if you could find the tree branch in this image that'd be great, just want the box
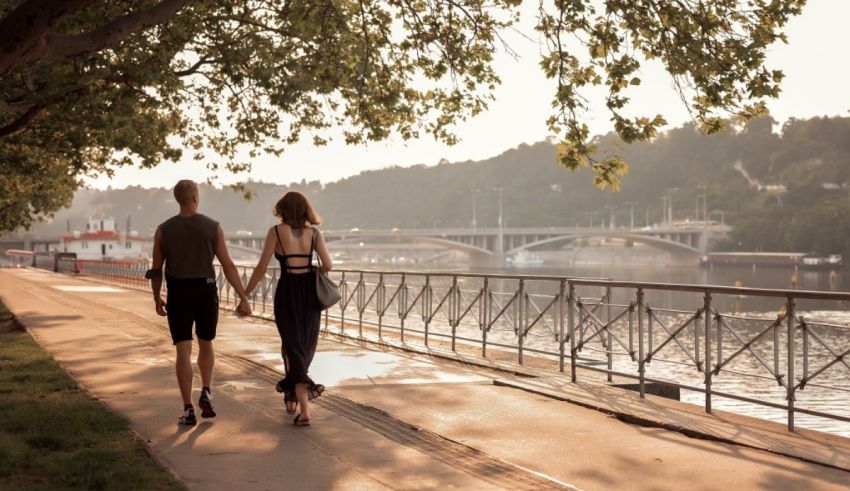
[0,103,46,137]
[0,0,193,76]
[45,0,193,61]
[0,0,96,75]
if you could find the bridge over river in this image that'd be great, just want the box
[226,223,732,266]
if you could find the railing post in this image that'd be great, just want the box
[628,300,635,361]
[695,305,701,372]
[568,283,577,383]
[424,275,432,347]
[357,272,365,338]
[774,311,781,382]
[647,304,653,365]
[787,296,796,431]
[637,288,645,398]
[377,273,385,339]
[606,286,613,382]
[716,309,724,369]
[801,316,808,391]
[451,275,459,352]
[518,279,526,365]
[399,274,407,343]
[483,280,491,358]
[704,292,712,413]
[339,271,347,339]
[558,280,566,373]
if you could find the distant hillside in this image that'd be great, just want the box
[11,116,850,257]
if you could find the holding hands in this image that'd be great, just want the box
[235,296,252,318]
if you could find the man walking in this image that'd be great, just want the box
[147,179,251,425]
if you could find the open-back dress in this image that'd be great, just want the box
[273,226,324,403]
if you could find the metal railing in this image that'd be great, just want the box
[65,260,850,434]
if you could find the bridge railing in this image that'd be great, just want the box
[69,260,850,435]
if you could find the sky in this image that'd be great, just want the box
[86,0,850,190]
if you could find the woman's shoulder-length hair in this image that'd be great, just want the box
[274,191,321,228]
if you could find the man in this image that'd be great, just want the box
[147,180,251,425]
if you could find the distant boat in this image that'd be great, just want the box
[699,252,843,269]
[507,250,544,267]
[801,254,843,270]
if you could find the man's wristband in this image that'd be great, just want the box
[144,269,162,280]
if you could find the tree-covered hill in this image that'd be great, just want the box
[10,116,850,258]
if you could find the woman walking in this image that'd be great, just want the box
[245,191,332,425]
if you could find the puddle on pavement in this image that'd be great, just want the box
[52,285,126,293]
[297,351,490,387]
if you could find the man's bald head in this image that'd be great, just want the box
[173,180,199,206]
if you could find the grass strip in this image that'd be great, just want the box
[0,300,185,490]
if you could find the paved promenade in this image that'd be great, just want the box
[2,267,850,490]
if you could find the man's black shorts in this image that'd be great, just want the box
[165,277,218,344]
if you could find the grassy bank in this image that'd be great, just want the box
[0,300,184,490]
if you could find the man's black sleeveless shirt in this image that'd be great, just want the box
[158,214,218,280]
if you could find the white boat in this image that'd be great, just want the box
[507,250,544,267]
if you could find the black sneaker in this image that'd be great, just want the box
[179,406,197,426]
[199,389,216,418]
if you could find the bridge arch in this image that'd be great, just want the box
[507,233,701,255]
[325,234,493,260]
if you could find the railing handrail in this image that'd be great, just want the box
[327,268,850,301]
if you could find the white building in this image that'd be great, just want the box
[61,217,151,260]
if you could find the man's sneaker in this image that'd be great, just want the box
[199,389,216,418]
[179,406,197,426]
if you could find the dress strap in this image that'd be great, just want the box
[274,225,284,253]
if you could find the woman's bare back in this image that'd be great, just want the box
[275,224,314,272]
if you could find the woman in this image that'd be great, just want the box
[245,191,332,426]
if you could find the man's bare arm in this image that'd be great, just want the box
[214,225,249,303]
[150,228,167,316]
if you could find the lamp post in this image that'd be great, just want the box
[494,187,504,257]
[605,205,617,230]
[626,202,637,229]
[695,185,707,221]
[585,210,598,228]
[661,196,668,226]
[696,194,706,222]
[665,188,677,225]
[471,189,480,230]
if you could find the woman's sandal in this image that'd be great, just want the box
[293,413,311,426]
[308,384,325,400]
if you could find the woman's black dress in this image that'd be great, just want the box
[273,227,324,403]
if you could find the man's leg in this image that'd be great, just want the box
[195,281,219,418]
[175,340,193,405]
[197,339,214,388]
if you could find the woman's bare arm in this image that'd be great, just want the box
[245,226,278,295]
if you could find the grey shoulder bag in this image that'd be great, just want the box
[312,228,341,310]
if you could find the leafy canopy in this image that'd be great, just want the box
[0,0,804,231]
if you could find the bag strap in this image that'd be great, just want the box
[310,228,319,272]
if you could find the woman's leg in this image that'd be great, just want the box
[294,383,310,422]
